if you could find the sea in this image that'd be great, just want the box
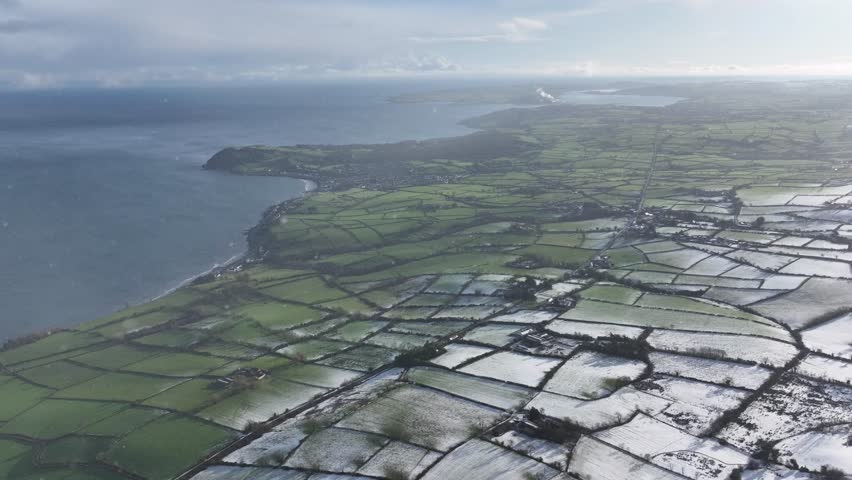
[0,80,680,339]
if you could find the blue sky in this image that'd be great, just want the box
[1,0,851,88]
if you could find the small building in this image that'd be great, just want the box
[589,255,612,269]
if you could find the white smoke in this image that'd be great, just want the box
[536,87,557,103]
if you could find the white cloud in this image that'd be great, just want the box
[472,59,852,78]
[0,0,850,88]
[410,16,549,44]
[0,0,475,86]
[360,53,461,75]
[10,71,58,88]
[497,17,549,42]
[548,7,610,19]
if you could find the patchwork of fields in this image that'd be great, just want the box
[3,81,852,479]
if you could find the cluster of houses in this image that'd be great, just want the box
[213,367,269,388]
[512,329,578,357]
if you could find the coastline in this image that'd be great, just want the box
[189,89,683,289]
[0,173,312,347]
[1,82,515,343]
[150,175,316,301]
[3,95,497,344]
[2,163,358,349]
[2,88,675,346]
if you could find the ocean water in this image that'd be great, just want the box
[0,81,681,339]
[0,81,513,339]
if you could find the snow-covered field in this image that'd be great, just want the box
[357,441,442,479]
[170,92,852,480]
[421,439,560,480]
[562,299,791,340]
[407,367,534,410]
[464,323,524,346]
[285,427,386,472]
[336,385,504,451]
[794,353,852,384]
[718,374,852,452]
[635,375,750,435]
[569,436,684,480]
[543,351,646,399]
[800,312,852,359]
[774,426,852,475]
[647,330,798,367]
[459,351,562,387]
[594,414,750,479]
[649,352,773,390]
[490,309,561,324]
[546,319,645,340]
[492,430,571,469]
[752,278,852,329]
[429,343,492,369]
[526,387,671,430]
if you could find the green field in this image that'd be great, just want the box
[4,81,852,479]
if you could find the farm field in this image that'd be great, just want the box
[4,80,852,479]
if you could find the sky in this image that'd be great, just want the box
[1,0,852,88]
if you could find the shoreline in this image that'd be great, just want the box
[149,176,316,303]
[1,173,315,347]
[3,88,676,346]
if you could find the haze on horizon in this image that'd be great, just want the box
[1,0,851,89]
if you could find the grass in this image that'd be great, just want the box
[133,329,207,348]
[0,439,30,463]
[142,378,222,412]
[18,361,103,389]
[0,399,126,439]
[56,371,186,402]
[366,332,433,351]
[329,320,388,342]
[340,252,520,283]
[0,331,104,366]
[602,376,634,391]
[197,377,326,430]
[383,465,411,480]
[81,406,167,436]
[427,274,474,294]
[406,367,533,410]
[319,295,377,315]
[95,310,183,338]
[37,435,114,465]
[515,245,596,267]
[0,378,53,421]
[193,340,264,359]
[235,303,324,331]
[70,344,162,369]
[277,339,351,361]
[299,416,333,435]
[260,276,349,304]
[102,415,236,479]
[0,458,125,480]
[278,363,360,388]
[378,410,413,443]
[207,354,293,375]
[563,298,790,340]
[579,284,643,304]
[5,81,852,478]
[319,345,399,372]
[214,320,288,348]
[390,320,472,337]
[122,352,231,377]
